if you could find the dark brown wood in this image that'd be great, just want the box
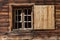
[0,27,8,32]
[0,1,60,40]
[0,1,58,31]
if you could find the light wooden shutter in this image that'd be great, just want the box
[47,5,55,29]
[34,5,54,29]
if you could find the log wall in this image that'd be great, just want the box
[0,0,60,34]
[0,0,60,40]
[0,35,60,40]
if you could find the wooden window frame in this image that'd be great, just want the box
[9,3,34,32]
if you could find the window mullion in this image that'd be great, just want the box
[22,9,24,30]
[31,7,33,29]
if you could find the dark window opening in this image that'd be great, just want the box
[25,16,27,21]
[18,22,22,28]
[28,9,32,15]
[28,16,31,21]
[16,16,21,21]
[24,9,27,15]
[17,10,22,15]
[24,16,31,21]
[15,23,17,29]
[24,9,32,15]
[25,22,31,28]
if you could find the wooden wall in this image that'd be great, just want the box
[0,0,9,32]
[0,35,60,40]
[0,0,60,33]
[56,5,60,29]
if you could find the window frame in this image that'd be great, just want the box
[13,7,33,30]
[9,3,34,32]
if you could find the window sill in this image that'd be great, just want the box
[12,29,32,33]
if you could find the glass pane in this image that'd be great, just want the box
[28,9,31,15]
[25,22,27,28]
[13,23,17,29]
[24,9,27,15]
[28,22,31,28]
[24,16,27,21]
[15,10,17,15]
[16,16,17,21]
[18,16,21,21]
[17,10,22,15]
[13,22,22,29]
[24,16,31,21]
[25,22,31,28]
[18,22,22,28]
[28,16,31,21]
[16,16,21,21]
[24,9,31,15]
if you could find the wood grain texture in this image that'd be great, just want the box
[0,14,8,32]
[9,4,12,32]
[43,6,48,29]
[34,5,55,29]
[0,0,59,32]
[56,5,60,29]
[34,5,44,29]
[47,5,55,29]
[0,12,8,15]
[0,27,8,32]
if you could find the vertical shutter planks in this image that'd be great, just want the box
[34,5,55,29]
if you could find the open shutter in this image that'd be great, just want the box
[34,5,54,29]
[47,5,55,29]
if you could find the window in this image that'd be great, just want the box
[9,4,54,32]
[12,6,33,30]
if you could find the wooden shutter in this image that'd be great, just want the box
[47,5,55,29]
[34,5,54,29]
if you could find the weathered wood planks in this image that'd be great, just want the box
[34,5,55,29]
[56,5,60,29]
